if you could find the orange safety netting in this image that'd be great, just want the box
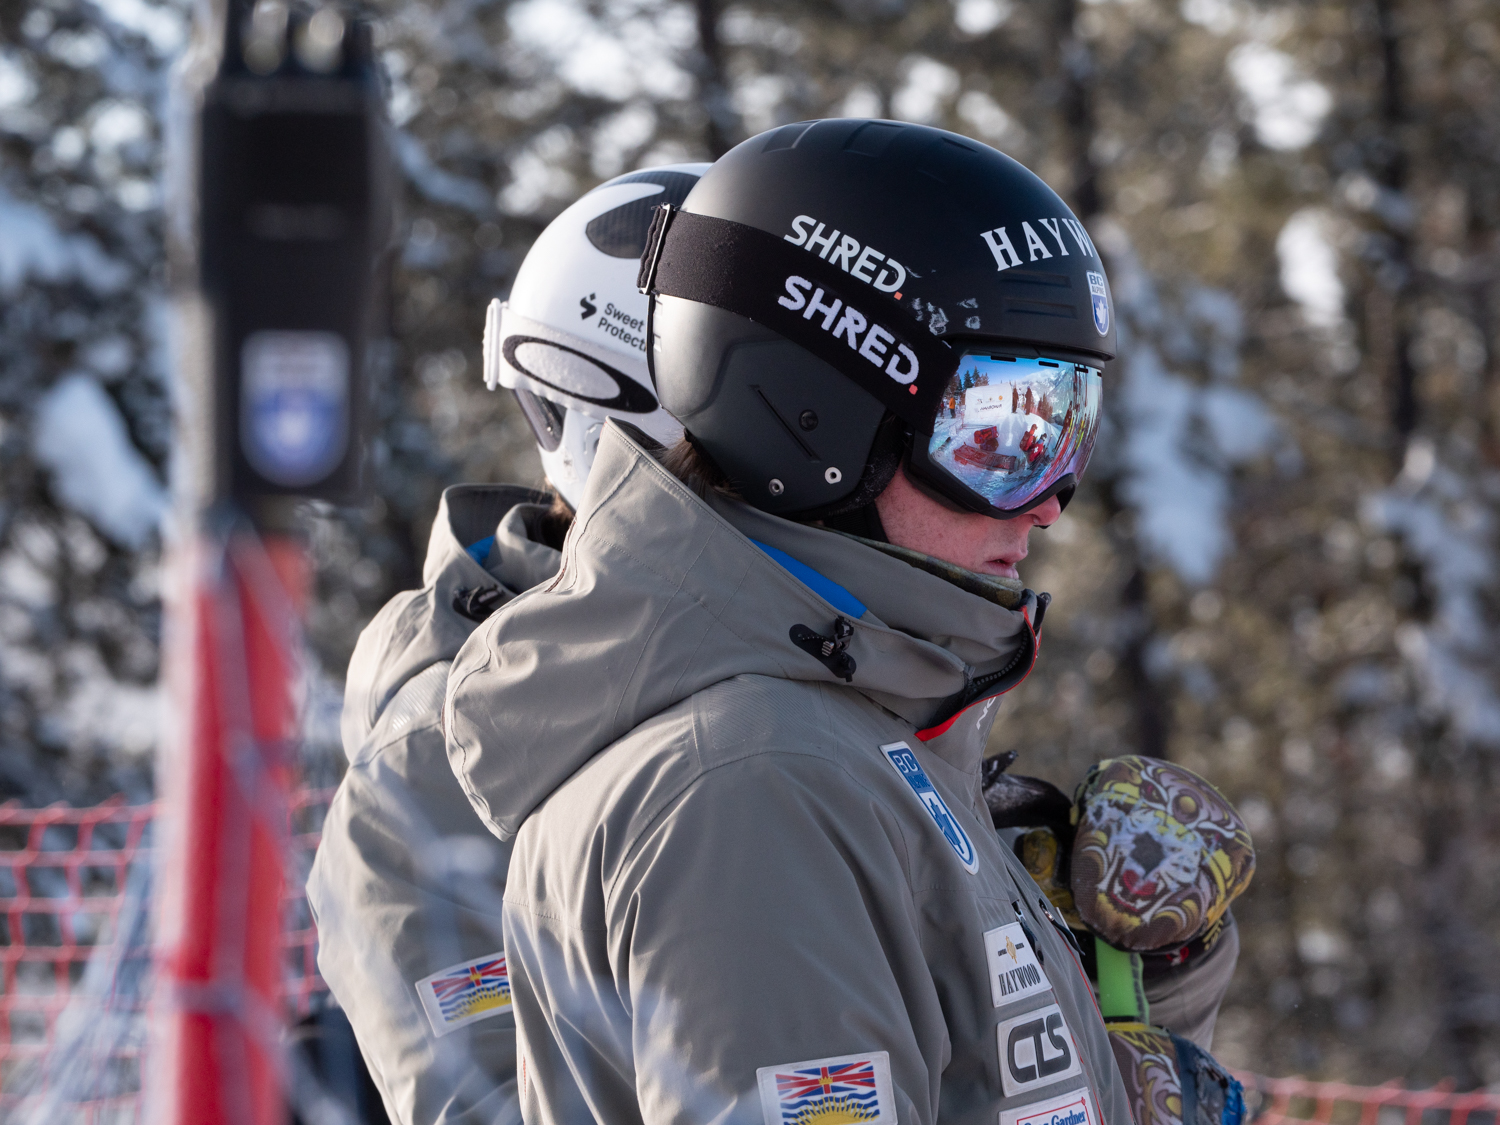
[1242,1075,1500,1125]
[0,788,334,1115]
[2,792,1497,1121]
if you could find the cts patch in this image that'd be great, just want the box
[881,742,979,873]
[415,951,511,1038]
[984,923,1051,1007]
[997,1003,1083,1096]
[1000,1088,1100,1125]
[1087,272,1109,336]
[755,1050,897,1125]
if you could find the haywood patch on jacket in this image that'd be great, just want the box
[985,922,1050,1007]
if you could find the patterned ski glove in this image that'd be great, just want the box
[983,754,1252,1125]
[1095,939,1245,1125]
[1106,1019,1245,1125]
[984,754,1255,955]
[1070,756,1255,953]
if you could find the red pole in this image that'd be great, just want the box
[149,528,307,1125]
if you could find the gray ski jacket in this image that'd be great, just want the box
[445,423,1135,1125]
[307,484,561,1125]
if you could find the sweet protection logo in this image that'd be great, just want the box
[415,950,512,1038]
[755,1050,897,1125]
[880,742,978,873]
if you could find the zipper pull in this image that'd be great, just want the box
[1010,900,1044,967]
[1038,896,1086,958]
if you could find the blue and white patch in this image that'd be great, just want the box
[880,741,978,873]
[1086,271,1109,336]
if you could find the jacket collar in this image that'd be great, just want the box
[445,423,1044,840]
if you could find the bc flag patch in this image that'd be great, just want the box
[880,741,979,873]
[756,1050,897,1125]
[1000,1088,1100,1125]
[415,951,511,1038]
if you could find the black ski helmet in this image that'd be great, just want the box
[639,118,1116,520]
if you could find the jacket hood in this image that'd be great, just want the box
[340,484,558,753]
[445,422,1041,842]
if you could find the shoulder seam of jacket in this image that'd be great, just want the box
[601,725,917,915]
[446,645,511,842]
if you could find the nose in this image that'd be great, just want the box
[1030,495,1063,529]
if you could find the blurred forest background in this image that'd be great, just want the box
[1,0,1498,1090]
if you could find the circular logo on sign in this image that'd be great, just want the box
[240,330,350,487]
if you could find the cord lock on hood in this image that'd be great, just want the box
[453,585,505,623]
[790,616,857,682]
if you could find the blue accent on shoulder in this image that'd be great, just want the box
[749,539,867,618]
[465,536,495,567]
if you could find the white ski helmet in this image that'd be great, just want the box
[483,164,708,509]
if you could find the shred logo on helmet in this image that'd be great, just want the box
[639,119,1114,521]
[784,214,908,294]
[481,164,707,509]
[777,276,920,384]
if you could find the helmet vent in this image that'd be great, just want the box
[915,136,979,185]
[1001,270,1073,289]
[1002,298,1077,320]
[585,171,700,258]
[751,384,820,461]
[843,121,903,158]
[761,121,814,152]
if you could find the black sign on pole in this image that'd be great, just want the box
[188,0,391,525]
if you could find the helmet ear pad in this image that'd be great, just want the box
[653,296,886,516]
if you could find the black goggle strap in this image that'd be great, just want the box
[639,205,954,432]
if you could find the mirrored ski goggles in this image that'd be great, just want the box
[910,352,1103,518]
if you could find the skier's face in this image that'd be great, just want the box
[875,468,1061,580]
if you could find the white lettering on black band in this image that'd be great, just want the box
[645,208,949,430]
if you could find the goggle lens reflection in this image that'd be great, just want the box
[927,354,1103,512]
